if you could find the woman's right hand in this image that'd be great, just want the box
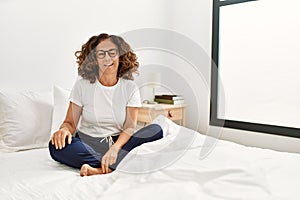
[51,128,73,150]
[51,102,82,150]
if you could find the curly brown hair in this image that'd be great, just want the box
[75,33,139,83]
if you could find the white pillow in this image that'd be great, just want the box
[50,86,70,136]
[0,90,53,152]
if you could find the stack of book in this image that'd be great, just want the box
[154,95,184,105]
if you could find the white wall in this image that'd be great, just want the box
[0,0,167,91]
[1,0,300,153]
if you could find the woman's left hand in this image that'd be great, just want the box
[101,145,121,174]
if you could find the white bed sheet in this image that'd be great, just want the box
[1,116,300,200]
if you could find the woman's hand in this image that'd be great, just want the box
[101,145,121,173]
[51,102,82,150]
[51,128,72,150]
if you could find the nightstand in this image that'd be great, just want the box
[137,103,186,126]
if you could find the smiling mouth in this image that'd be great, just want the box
[104,63,114,67]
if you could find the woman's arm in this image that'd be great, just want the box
[51,102,82,149]
[101,106,138,173]
[114,107,138,148]
[60,102,82,134]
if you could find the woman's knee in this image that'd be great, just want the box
[48,139,72,161]
[48,141,60,161]
[145,124,163,139]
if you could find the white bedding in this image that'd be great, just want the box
[1,116,300,200]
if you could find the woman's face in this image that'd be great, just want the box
[95,39,119,77]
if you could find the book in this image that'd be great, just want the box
[154,95,184,100]
[154,98,185,105]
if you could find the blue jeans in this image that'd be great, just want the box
[49,124,163,170]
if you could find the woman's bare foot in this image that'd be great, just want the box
[80,164,112,176]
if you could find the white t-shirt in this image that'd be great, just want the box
[69,77,142,137]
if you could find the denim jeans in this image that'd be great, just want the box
[49,124,163,170]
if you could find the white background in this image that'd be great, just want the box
[219,0,300,129]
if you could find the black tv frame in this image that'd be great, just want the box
[210,0,300,138]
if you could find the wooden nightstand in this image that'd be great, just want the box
[137,103,186,126]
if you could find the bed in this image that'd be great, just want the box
[1,88,300,200]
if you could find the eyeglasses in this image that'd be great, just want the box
[95,49,118,59]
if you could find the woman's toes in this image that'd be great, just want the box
[80,164,89,176]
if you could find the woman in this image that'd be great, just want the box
[49,33,163,176]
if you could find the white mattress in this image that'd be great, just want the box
[1,116,300,200]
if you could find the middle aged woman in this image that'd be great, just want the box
[49,33,163,176]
